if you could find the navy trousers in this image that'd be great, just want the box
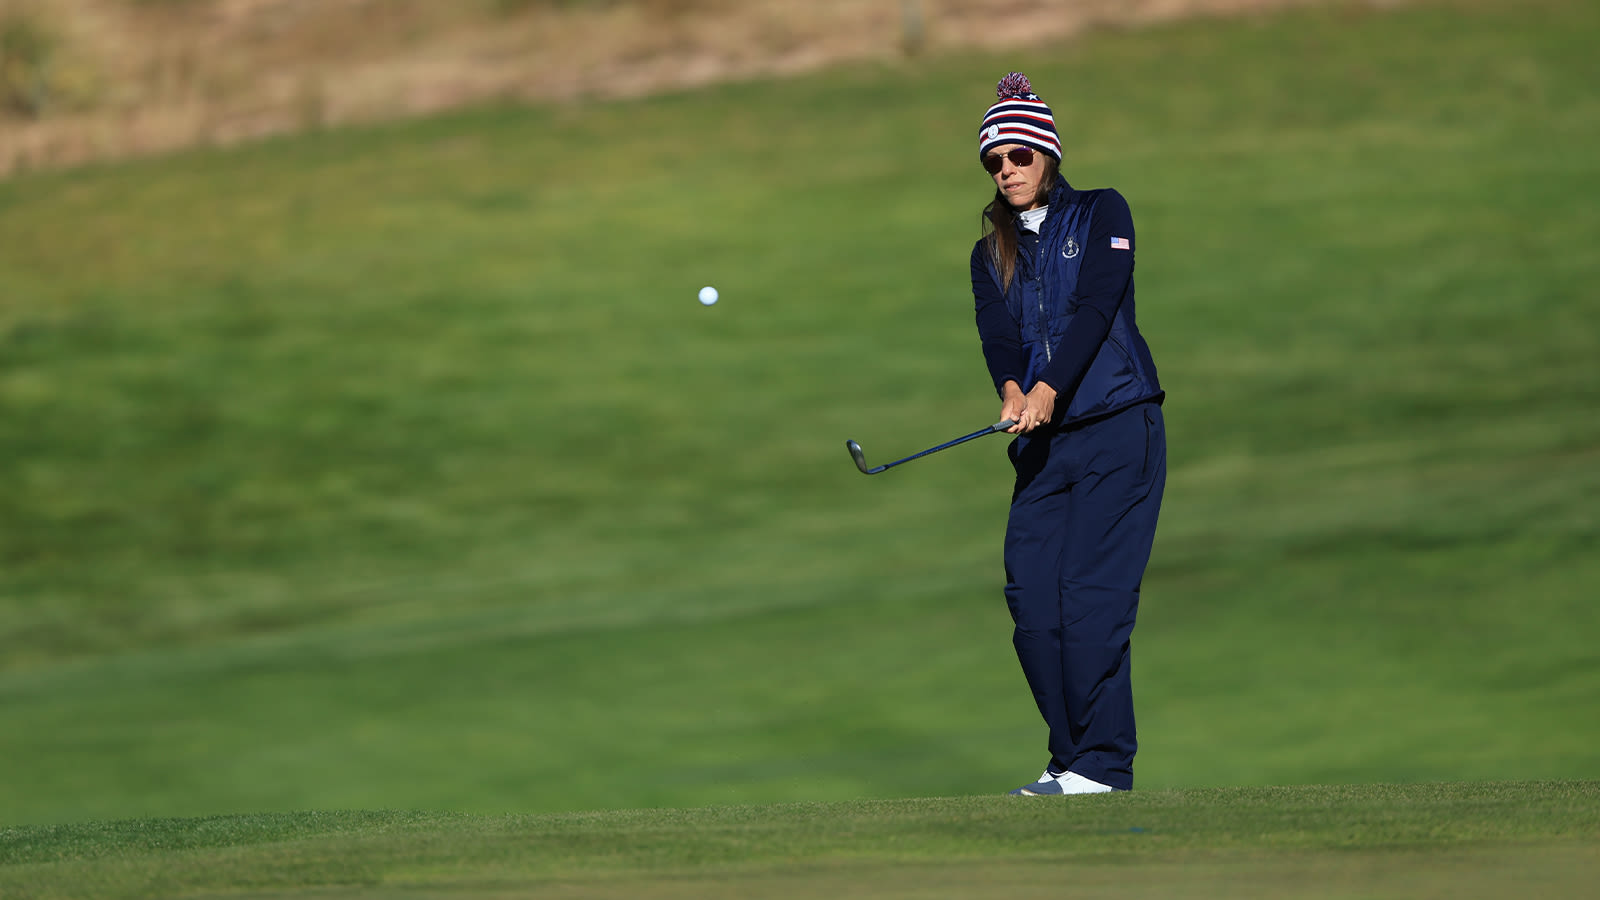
[1003,401,1166,790]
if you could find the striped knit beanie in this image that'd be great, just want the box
[978,72,1061,162]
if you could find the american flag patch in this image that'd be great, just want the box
[1110,236,1131,250]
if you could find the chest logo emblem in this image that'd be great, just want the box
[1061,238,1080,259]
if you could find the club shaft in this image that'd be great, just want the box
[873,419,1012,472]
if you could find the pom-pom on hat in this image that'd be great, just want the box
[978,72,1061,162]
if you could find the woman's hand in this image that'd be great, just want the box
[1018,382,1057,433]
[1000,381,1027,434]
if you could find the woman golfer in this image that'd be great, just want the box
[969,73,1167,795]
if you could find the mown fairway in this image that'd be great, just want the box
[3,782,1597,898]
[0,1,1596,887]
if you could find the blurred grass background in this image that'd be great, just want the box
[0,0,1596,827]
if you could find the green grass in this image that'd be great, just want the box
[0,0,1596,865]
[3,782,1597,898]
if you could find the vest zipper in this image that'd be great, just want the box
[1035,236,1051,365]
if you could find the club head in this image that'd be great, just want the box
[845,439,882,475]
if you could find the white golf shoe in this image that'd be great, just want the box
[1009,769,1118,796]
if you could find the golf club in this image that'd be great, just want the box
[846,420,1016,475]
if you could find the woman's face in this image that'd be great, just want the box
[984,143,1049,211]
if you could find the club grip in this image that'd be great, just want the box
[993,419,1016,431]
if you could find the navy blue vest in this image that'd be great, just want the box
[985,186,1163,423]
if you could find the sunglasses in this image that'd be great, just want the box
[982,146,1036,174]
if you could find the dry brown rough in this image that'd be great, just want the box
[1,0,1349,177]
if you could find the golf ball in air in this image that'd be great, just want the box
[698,286,719,306]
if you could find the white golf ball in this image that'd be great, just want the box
[698,286,719,306]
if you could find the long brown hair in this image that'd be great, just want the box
[980,156,1060,292]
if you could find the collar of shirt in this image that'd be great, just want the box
[1018,205,1049,234]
